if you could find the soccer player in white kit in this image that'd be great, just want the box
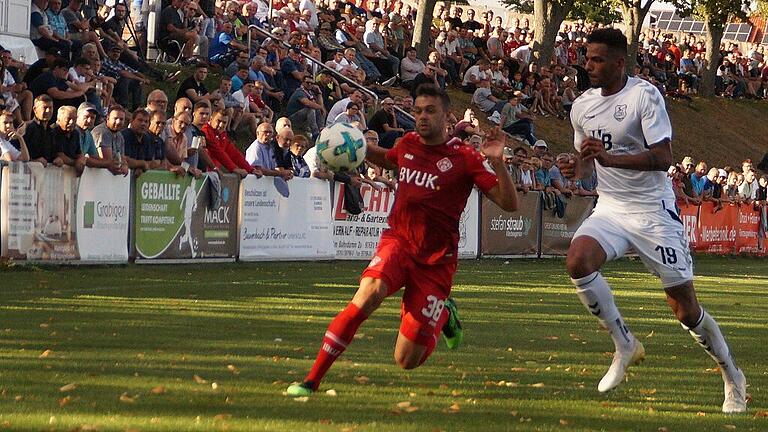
[559,29,747,414]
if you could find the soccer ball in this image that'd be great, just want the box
[315,123,366,172]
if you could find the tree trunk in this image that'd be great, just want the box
[701,22,725,98]
[532,0,572,67]
[413,0,438,60]
[620,0,652,74]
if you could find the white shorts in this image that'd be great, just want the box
[573,203,694,288]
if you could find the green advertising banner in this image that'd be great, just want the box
[134,171,238,260]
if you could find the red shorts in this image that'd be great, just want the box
[361,234,457,347]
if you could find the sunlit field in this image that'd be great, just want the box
[0,256,765,431]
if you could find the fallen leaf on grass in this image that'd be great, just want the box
[325,389,337,397]
[119,393,136,403]
[723,425,736,430]
[226,365,240,375]
[705,367,721,374]
[318,419,332,424]
[696,412,706,416]
[754,410,768,418]
[446,403,460,413]
[193,374,208,384]
[545,336,559,340]
[600,402,619,408]
[559,419,570,426]
[213,414,231,421]
[39,350,52,359]
[150,386,166,395]
[530,383,545,388]
[658,428,669,432]
[293,397,309,402]
[392,401,420,413]
[510,410,518,416]
[59,383,77,392]
[58,396,72,407]
[639,388,657,395]
[646,330,654,338]
[353,376,369,384]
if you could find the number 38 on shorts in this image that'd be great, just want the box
[421,295,445,324]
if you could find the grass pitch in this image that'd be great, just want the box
[0,256,765,431]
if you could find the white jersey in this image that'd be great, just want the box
[570,76,675,212]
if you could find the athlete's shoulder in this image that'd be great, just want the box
[627,76,665,101]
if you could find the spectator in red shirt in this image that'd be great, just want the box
[201,110,262,178]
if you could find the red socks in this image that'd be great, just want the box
[304,303,368,389]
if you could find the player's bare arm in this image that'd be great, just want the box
[580,137,672,172]
[365,143,397,170]
[481,128,518,212]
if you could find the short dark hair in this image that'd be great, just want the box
[414,84,450,111]
[74,57,91,67]
[586,28,628,57]
[52,58,70,70]
[193,100,211,111]
[132,108,150,119]
[513,146,528,156]
[35,94,53,104]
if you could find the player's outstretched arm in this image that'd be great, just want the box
[365,143,398,171]
[481,128,518,212]
[581,137,673,172]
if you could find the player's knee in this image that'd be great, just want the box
[565,251,594,279]
[352,278,387,315]
[393,351,419,370]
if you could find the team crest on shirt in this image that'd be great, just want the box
[614,104,627,122]
[437,157,453,172]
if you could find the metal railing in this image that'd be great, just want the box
[247,24,382,112]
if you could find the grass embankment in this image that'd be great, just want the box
[0,257,765,431]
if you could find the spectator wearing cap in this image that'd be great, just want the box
[202,110,261,178]
[245,122,292,180]
[30,58,88,111]
[19,95,60,166]
[74,102,104,164]
[532,139,548,158]
[499,91,537,145]
[368,97,404,149]
[0,111,29,162]
[316,21,344,58]
[285,75,325,137]
[102,45,149,110]
[31,0,74,59]
[50,105,86,174]
[281,47,308,100]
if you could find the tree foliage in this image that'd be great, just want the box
[568,0,621,24]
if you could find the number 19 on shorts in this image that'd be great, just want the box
[654,245,677,265]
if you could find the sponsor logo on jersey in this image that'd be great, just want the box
[614,104,627,122]
[436,157,453,172]
[404,153,414,160]
[398,167,438,190]
[368,255,382,268]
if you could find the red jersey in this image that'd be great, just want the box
[384,132,498,265]
[201,123,255,174]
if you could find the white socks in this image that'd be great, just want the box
[682,309,740,383]
[571,272,635,353]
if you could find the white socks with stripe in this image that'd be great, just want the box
[571,272,635,353]
[682,309,740,383]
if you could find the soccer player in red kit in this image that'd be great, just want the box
[287,84,518,396]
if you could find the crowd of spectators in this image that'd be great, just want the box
[0,0,760,216]
[670,156,768,210]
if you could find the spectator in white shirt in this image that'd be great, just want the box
[462,59,490,93]
[400,47,425,89]
[0,111,29,161]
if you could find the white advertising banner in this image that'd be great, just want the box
[239,176,334,261]
[332,183,480,260]
[76,167,131,262]
[1,162,79,261]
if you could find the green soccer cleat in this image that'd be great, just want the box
[442,298,463,350]
[286,381,314,397]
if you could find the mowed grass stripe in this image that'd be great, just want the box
[0,256,765,431]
